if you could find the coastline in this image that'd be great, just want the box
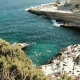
[26,1,80,79]
[1,0,80,79]
[39,44,80,80]
[27,2,80,28]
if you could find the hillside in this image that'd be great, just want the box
[0,39,49,80]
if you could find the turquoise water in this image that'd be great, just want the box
[0,0,80,66]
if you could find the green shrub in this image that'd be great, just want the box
[57,73,74,80]
[0,39,49,80]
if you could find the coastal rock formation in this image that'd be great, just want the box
[70,0,80,5]
[27,0,80,28]
[40,44,80,80]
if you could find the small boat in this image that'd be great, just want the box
[12,42,29,49]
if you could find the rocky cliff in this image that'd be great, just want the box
[27,3,80,28]
[41,44,80,80]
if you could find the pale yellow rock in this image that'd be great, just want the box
[70,0,80,5]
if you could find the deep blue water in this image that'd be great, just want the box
[0,0,80,66]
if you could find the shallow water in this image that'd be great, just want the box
[0,0,80,66]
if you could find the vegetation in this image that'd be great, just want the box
[0,39,49,80]
[57,73,74,80]
[75,4,79,8]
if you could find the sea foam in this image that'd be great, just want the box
[51,19,63,27]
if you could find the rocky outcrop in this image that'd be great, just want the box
[27,3,80,28]
[41,44,80,80]
[75,55,80,65]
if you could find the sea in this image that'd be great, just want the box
[0,0,80,66]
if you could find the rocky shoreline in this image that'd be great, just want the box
[39,44,80,80]
[26,1,80,79]
[27,2,80,28]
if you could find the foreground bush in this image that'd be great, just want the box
[0,39,49,80]
[57,73,74,80]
